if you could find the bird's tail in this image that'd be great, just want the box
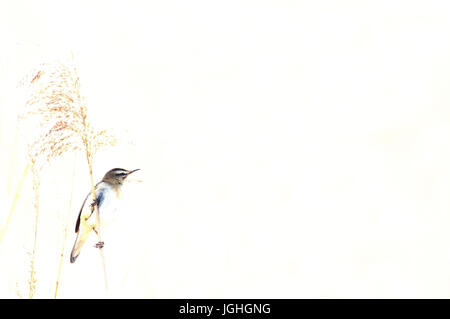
[70,231,89,263]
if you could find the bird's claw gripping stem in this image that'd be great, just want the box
[90,198,99,211]
[95,241,104,249]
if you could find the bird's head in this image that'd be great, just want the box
[102,168,140,186]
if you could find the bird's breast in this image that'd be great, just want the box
[97,185,122,228]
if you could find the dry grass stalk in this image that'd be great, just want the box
[19,57,116,295]
[54,156,76,298]
[7,126,20,197]
[28,158,40,299]
[0,163,30,245]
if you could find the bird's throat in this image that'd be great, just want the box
[113,185,122,199]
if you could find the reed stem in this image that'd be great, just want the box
[28,161,40,299]
[54,155,77,298]
[86,155,108,291]
[0,163,30,245]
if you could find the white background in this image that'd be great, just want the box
[1,0,450,298]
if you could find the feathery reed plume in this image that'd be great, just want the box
[19,56,117,295]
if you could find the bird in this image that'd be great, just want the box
[70,168,140,263]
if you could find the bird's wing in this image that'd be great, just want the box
[75,183,105,233]
[75,192,90,233]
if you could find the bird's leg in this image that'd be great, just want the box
[90,198,99,211]
[90,197,105,250]
[92,228,104,248]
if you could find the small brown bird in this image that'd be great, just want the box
[70,168,140,263]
